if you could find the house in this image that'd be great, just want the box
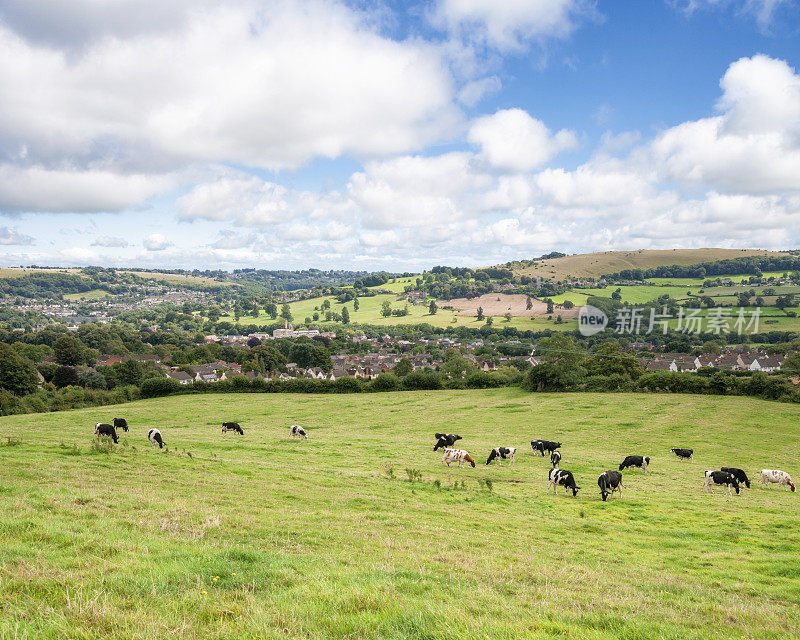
[96,355,122,367]
[166,371,193,385]
[646,360,671,371]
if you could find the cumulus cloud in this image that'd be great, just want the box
[468,109,578,172]
[435,0,597,51]
[143,234,172,251]
[0,1,460,174]
[92,236,129,248]
[0,226,34,245]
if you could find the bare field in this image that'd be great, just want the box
[445,293,580,318]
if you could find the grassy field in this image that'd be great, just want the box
[1,390,799,639]
[64,289,112,301]
[512,249,787,281]
[222,293,577,332]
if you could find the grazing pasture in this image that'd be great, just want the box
[1,390,799,639]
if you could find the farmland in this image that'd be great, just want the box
[1,390,799,639]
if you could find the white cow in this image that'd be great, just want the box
[441,448,476,468]
[761,469,796,492]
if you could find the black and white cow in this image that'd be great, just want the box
[434,433,461,451]
[619,455,650,473]
[531,440,561,456]
[550,450,561,468]
[720,467,751,489]
[148,428,164,449]
[486,447,516,466]
[289,425,308,439]
[113,418,129,432]
[670,448,693,461]
[548,468,580,496]
[222,422,244,435]
[598,470,623,501]
[704,470,740,496]
[94,423,118,444]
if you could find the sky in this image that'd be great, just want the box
[0,0,799,271]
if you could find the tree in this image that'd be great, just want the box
[562,300,575,310]
[504,312,512,322]
[737,292,751,307]
[265,302,278,319]
[381,300,392,317]
[394,357,413,377]
[546,299,554,314]
[583,342,643,379]
[477,307,484,321]
[52,365,79,388]
[247,336,262,349]
[353,297,359,311]
[341,306,350,324]
[288,341,333,371]
[0,344,38,396]
[526,296,533,310]
[250,345,287,374]
[54,335,83,366]
[429,300,438,315]
[79,368,107,389]
[280,303,293,323]
[611,288,622,301]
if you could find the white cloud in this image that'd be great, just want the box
[92,236,129,248]
[670,0,791,30]
[435,0,596,51]
[0,1,460,174]
[0,226,34,245]
[650,55,800,194]
[143,234,172,251]
[0,165,174,213]
[468,108,578,171]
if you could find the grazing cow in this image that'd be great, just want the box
[619,455,650,473]
[486,446,516,466]
[289,425,308,439]
[721,467,751,489]
[148,428,164,449]
[548,468,580,496]
[113,418,129,432]
[441,448,476,468]
[550,450,561,468]
[434,433,461,451]
[531,440,561,456]
[671,448,693,461]
[598,470,623,501]
[761,469,796,492]
[222,422,244,435]
[704,470,740,496]
[94,423,118,444]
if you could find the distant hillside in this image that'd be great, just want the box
[509,249,790,281]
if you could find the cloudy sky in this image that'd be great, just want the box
[1,0,799,271]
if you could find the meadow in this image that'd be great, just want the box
[1,390,799,639]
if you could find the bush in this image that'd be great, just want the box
[465,371,501,388]
[333,377,363,393]
[140,377,181,398]
[368,373,401,392]
[402,371,443,391]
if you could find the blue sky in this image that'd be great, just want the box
[0,0,799,270]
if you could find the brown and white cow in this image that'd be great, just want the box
[761,469,796,492]
[441,448,476,468]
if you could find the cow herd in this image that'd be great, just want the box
[434,433,795,501]
[91,418,795,501]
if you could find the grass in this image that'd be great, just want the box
[1,390,799,639]
[63,289,112,301]
[511,249,786,281]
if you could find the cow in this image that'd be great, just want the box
[548,468,579,496]
[671,448,693,461]
[704,470,740,496]
[619,455,650,473]
[761,469,796,492]
[222,422,244,435]
[486,447,516,466]
[289,425,308,439]
[550,450,561,468]
[148,428,164,449]
[113,418,129,432]
[441,448,476,468]
[94,423,118,444]
[434,433,461,451]
[721,467,751,489]
[598,470,623,501]
[531,440,561,456]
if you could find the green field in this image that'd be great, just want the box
[64,289,112,301]
[222,293,577,332]
[2,390,799,639]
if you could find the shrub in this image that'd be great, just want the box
[368,373,401,392]
[402,371,443,391]
[333,377,363,393]
[465,371,501,388]
[140,377,181,398]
